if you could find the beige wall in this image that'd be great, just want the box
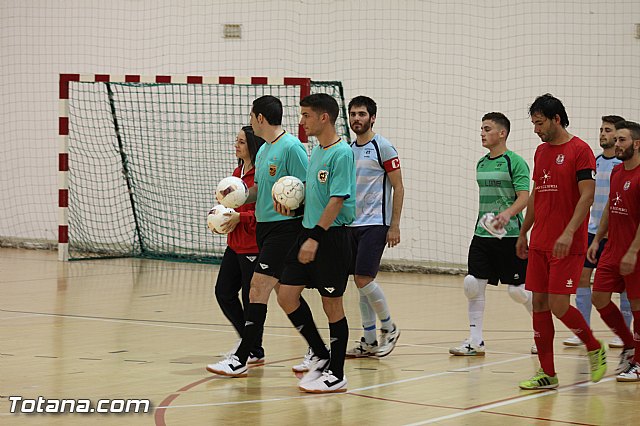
[1,0,639,266]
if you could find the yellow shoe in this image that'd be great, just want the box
[588,340,608,383]
[519,369,559,390]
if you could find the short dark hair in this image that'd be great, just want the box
[252,95,283,125]
[482,112,511,136]
[615,120,640,141]
[348,95,377,117]
[601,115,625,125]
[300,93,339,124]
[529,93,569,128]
[238,125,265,167]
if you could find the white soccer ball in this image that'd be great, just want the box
[271,176,305,210]
[216,176,248,208]
[207,204,236,234]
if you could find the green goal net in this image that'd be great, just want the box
[63,76,350,262]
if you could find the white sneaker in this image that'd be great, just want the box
[563,335,583,346]
[609,336,625,348]
[299,370,347,393]
[299,356,330,385]
[617,362,640,382]
[206,354,248,377]
[292,347,314,373]
[449,339,485,356]
[247,351,265,364]
[531,344,538,354]
[616,347,635,374]
[377,324,401,357]
[346,338,378,358]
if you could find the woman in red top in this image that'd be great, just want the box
[213,126,265,362]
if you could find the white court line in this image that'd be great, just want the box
[402,377,615,425]
[350,354,532,392]
[402,342,591,361]
[1,311,298,339]
[157,354,532,410]
[0,313,40,321]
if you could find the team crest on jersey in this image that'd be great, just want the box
[624,180,631,191]
[556,154,565,165]
[269,164,277,176]
[318,170,328,183]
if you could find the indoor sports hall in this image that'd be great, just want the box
[2,1,639,425]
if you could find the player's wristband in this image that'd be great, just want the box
[308,225,326,243]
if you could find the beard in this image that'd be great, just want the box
[600,139,615,149]
[350,120,372,135]
[615,144,635,161]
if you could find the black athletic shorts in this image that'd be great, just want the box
[349,225,389,277]
[584,233,607,269]
[254,218,303,279]
[279,226,352,298]
[467,235,527,285]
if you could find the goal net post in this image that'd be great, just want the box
[58,74,350,262]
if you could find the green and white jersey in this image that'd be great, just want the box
[303,140,356,229]
[254,132,308,223]
[474,150,530,238]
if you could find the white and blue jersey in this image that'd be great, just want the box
[588,154,622,234]
[350,134,401,226]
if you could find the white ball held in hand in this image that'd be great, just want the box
[207,205,236,234]
[478,212,506,239]
[216,176,248,208]
[272,176,305,210]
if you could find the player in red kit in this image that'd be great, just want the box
[516,94,607,389]
[590,120,640,382]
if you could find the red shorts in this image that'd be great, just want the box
[525,249,584,295]
[593,259,640,299]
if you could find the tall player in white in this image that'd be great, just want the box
[345,96,403,358]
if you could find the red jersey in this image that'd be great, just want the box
[227,165,258,254]
[530,136,596,254]
[599,163,640,264]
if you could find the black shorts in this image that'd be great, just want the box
[279,226,352,298]
[467,235,527,285]
[255,218,303,279]
[349,225,389,277]
[584,233,607,269]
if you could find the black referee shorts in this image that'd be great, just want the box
[279,226,352,298]
[254,218,303,279]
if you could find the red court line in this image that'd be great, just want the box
[350,377,602,426]
[474,410,596,425]
[348,392,458,410]
[154,356,300,426]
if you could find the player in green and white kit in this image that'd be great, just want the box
[449,112,536,356]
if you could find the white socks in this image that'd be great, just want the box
[359,281,393,343]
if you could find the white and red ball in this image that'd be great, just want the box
[207,204,236,234]
[271,176,305,210]
[216,176,248,208]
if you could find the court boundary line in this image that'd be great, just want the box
[402,377,614,425]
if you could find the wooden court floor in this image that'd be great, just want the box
[1,247,637,425]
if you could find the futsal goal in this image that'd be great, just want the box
[58,74,350,262]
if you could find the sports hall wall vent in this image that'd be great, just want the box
[223,24,242,39]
